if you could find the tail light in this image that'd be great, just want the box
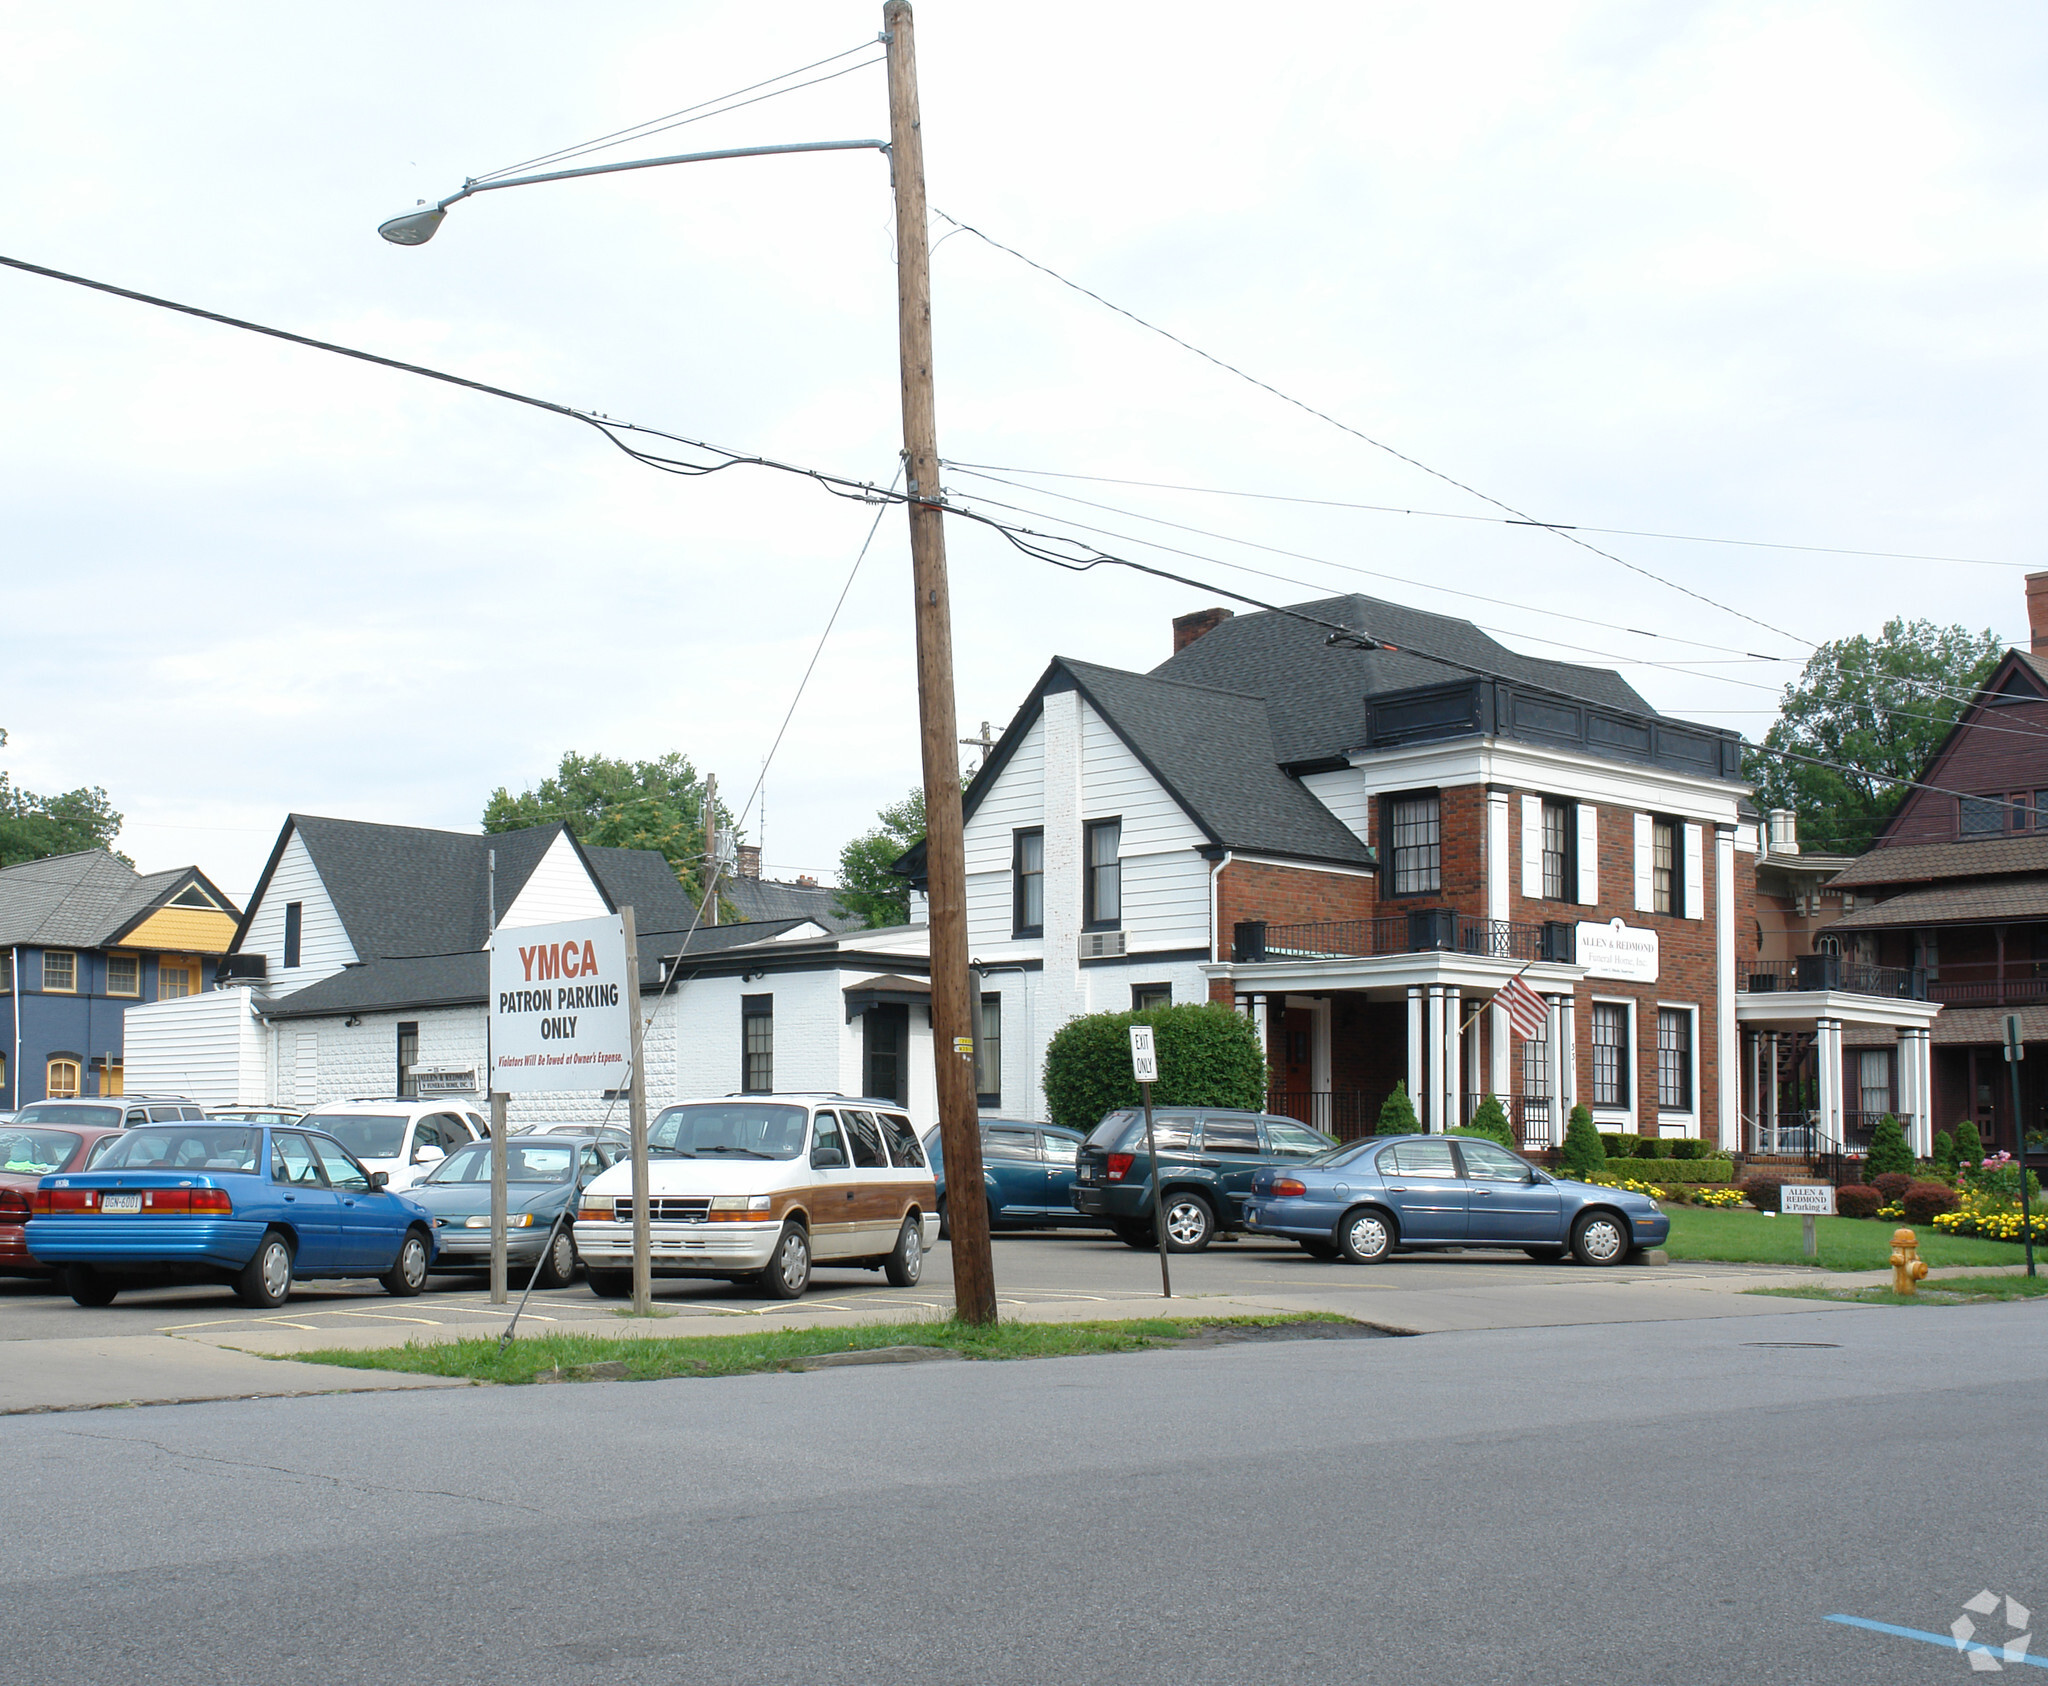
[34,1189,100,1214]
[1270,1178,1308,1198]
[0,1189,30,1221]
[1106,1153,1136,1182]
[188,1189,233,1216]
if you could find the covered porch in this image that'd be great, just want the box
[1735,982,1942,1159]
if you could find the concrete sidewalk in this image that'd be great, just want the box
[0,1334,472,1415]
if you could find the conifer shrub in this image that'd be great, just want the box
[1560,1105,1605,1176]
[1374,1082,1420,1135]
[1934,1130,1958,1177]
[1953,1120,1985,1173]
[1865,1114,1914,1180]
[1463,1093,1514,1149]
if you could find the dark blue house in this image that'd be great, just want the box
[0,851,241,1106]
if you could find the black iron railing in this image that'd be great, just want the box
[1513,1094,1553,1151]
[1236,911,1574,966]
[1264,1088,1391,1143]
[1741,957,1927,1000]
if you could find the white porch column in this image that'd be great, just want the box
[1746,1031,1762,1157]
[1816,1018,1843,1148]
[1311,997,1333,1136]
[1489,1000,1511,1100]
[1424,986,1446,1131]
[1467,994,1485,1102]
[1905,1028,1934,1156]
[1764,1032,1779,1151]
[1557,994,1578,1122]
[1406,987,1425,1119]
[1715,823,1737,1150]
[1442,986,1463,1130]
[1545,995,1567,1146]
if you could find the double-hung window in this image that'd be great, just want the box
[975,995,1002,1109]
[1013,829,1044,937]
[106,954,140,998]
[742,995,774,1093]
[284,902,303,969]
[1388,793,1442,895]
[1590,1002,1629,1109]
[1084,819,1122,928]
[1651,818,1678,915]
[1541,799,1574,901]
[41,951,76,993]
[1656,1008,1693,1112]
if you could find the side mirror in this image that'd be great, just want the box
[812,1147,847,1169]
[412,1144,445,1165]
[369,1170,390,1191]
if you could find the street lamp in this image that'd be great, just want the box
[375,2,999,1327]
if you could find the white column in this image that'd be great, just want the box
[1424,985,1446,1131]
[1406,987,1425,1119]
[1557,994,1578,1122]
[1545,995,1567,1146]
[1467,995,1485,1101]
[1311,996,1333,1136]
[1907,1029,1934,1156]
[1489,1000,1511,1100]
[1747,1031,1762,1157]
[1715,825,1737,1151]
[1816,1018,1842,1148]
[1765,1032,1778,1153]
[1442,986,1463,1129]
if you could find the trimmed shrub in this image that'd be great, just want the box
[1669,1138,1706,1162]
[1902,1182,1961,1226]
[1599,1133,1638,1161]
[1954,1120,1985,1173]
[1042,1002,1264,1134]
[1865,1114,1914,1180]
[1934,1130,1958,1178]
[1375,1082,1420,1135]
[1464,1093,1514,1149]
[1633,1136,1665,1159]
[1561,1105,1605,1176]
[1835,1185,1883,1220]
[1871,1171,1914,1207]
[1614,1158,1734,1184]
[1740,1174,1788,1214]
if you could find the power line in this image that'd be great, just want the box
[928,207,1814,649]
[944,459,2035,572]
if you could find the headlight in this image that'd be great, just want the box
[462,1213,535,1228]
[708,1194,772,1221]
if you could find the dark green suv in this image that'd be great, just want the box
[1070,1108,1336,1251]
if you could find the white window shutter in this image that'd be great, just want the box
[1632,813,1653,912]
[1520,794,1543,900]
[1576,804,1598,905]
[1683,822,1704,919]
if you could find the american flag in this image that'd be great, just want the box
[1495,973,1550,1041]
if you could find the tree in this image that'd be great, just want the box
[0,731,126,867]
[483,751,730,908]
[1040,1002,1265,1133]
[1746,619,2004,855]
[1374,1082,1419,1135]
[1865,1114,1914,1180]
[834,786,925,929]
[1560,1105,1605,1176]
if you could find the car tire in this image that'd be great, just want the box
[936,1195,949,1241]
[535,1225,578,1289]
[884,1216,924,1287]
[756,1222,811,1300]
[1337,1206,1394,1265]
[1571,1211,1630,1267]
[235,1230,295,1308]
[1523,1245,1568,1263]
[64,1265,118,1307]
[1113,1219,1156,1249]
[1300,1239,1340,1261]
[586,1268,633,1299]
[1160,1193,1216,1253]
[381,1228,431,1297]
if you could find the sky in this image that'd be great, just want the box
[3,1,2043,903]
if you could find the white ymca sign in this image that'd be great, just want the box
[488,915,631,1093]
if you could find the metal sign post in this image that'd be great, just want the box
[489,1089,509,1303]
[1130,1025,1171,1299]
[623,906,652,1313]
[2005,1014,2036,1278]
[1780,1183,1835,1261]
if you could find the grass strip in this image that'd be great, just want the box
[1749,1274,2048,1307]
[291,1313,1352,1385]
[1661,1207,2030,1271]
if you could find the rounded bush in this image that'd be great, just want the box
[1740,1174,1787,1214]
[1374,1082,1421,1135]
[1864,1114,1914,1180]
[1835,1184,1882,1220]
[1041,1002,1265,1134]
[1902,1182,1960,1226]
[1560,1106,1605,1176]
[1870,1171,1914,1207]
[1464,1093,1513,1149]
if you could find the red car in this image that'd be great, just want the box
[1,1122,124,1276]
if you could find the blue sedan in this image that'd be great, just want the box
[1244,1133,1668,1266]
[26,1121,438,1308]
[922,1121,1106,1236]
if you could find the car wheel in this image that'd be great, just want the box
[884,1216,923,1287]
[64,1265,118,1307]
[586,1268,632,1299]
[1523,1245,1568,1263]
[1113,1219,1156,1249]
[235,1230,295,1308]
[1160,1193,1216,1253]
[757,1222,811,1299]
[1300,1239,1340,1261]
[381,1228,431,1297]
[1572,1211,1629,1267]
[535,1225,577,1289]
[1337,1206,1394,1265]
[936,1195,950,1241]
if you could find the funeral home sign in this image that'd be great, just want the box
[1575,917,1658,983]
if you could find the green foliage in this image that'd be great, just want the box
[1616,1158,1734,1184]
[1633,1136,1665,1160]
[1040,1002,1265,1134]
[1934,1130,1957,1177]
[483,750,729,911]
[1902,1182,1961,1225]
[1464,1094,1513,1148]
[1599,1133,1639,1161]
[1560,1105,1605,1176]
[1836,1185,1883,1220]
[1953,1119,1985,1171]
[1739,1174,1788,1213]
[1865,1114,1914,1179]
[1744,619,2003,855]
[1374,1082,1420,1135]
[834,786,926,929]
[0,731,126,867]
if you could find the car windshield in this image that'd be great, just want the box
[15,1103,122,1129]
[1,1129,81,1174]
[94,1126,261,1174]
[648,1102,807,1159]
[307,1115,408,1159]
[425,1143,576,1184]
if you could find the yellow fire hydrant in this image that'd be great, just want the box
[1891,1228,1930,1295]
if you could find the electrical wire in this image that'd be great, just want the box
[928,208,1814,649]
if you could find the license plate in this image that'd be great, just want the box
[101,1194,142,1214]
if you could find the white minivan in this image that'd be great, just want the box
[575,1095,939,1299]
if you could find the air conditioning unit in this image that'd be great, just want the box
[1080,930,1127,959]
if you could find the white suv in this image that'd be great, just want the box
[575,1095,938,1299]
[296,1098,489,1192]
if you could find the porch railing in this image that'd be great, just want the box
[1236,911,1573,966]
[1513,1094,1553,1151]
[1264,1088,1390,1142]
[1747,1108,1889,1158]
[1740,957,1927,1000]
[1927,975,2048,1008]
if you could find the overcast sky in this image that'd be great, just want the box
[3,1,2042,902]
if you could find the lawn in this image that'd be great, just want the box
[1661,1206,2031,1271]
[1750,1274,2048,1306]
[293,1314,1354,1386]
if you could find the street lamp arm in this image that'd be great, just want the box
[379,139,890,245]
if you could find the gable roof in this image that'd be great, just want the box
[0,851,240,949]
[727,874,863,933]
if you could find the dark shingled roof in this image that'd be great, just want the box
[1828,835,2048,891]
[1151,592,1656,765]
[0,851,237,949]
[727,875,862,933]
[1829,880,2048,930]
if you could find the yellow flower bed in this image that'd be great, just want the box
[1587,1174,1665,1199]
[1930,1188,2048,1243]
[1691,1186,1747,1210]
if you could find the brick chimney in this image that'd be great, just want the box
[1173,606,1233,653]
[2029,572,2048,656]
[735,844,762,881]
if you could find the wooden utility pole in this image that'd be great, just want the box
[702,773,719,927]
[884,0,996,1326]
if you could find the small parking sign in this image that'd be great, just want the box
[1129,1025,1158,1085]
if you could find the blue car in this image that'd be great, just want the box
[26,1120,438,1308]
[921,1121,1105,1237]
[1244,1133,1669,1267]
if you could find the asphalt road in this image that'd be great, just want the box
[3,1300,2041,1685]
[0,1228,1701,1339]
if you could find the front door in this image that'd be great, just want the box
[1278,1007,1313,1109]
[981,1125,1045,1221]
[1457,1138,1563,1244]
[1196,1113,1267,1226]
[807,1112,859,1257]
[1378,1137,1469,1243]
[270,1130,340,1268]
[310,1136,400,1269]
[839,1108,898,1254]
[863,1006,909,1109]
